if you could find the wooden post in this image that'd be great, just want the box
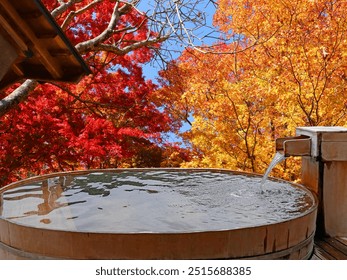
[296,127,347,237]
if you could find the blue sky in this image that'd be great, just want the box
[139,1,218,80]
[137,1,219,144]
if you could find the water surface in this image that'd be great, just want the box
[0,170,314,233]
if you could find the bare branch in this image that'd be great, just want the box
[57,1,223,60]
[92,36,168,55]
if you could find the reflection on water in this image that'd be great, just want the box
[0,170,314,233]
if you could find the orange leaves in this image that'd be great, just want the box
[215,0,347,127]
[158,48,272,173]
[157,0,347,180]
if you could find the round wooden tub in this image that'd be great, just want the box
[0,168,318,259]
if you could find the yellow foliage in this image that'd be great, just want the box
[157,0,347,180]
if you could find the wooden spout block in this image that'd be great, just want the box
[276,136,311,157]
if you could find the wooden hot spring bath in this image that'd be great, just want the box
[0,168,317,259]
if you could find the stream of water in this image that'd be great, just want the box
[261,152,287,191]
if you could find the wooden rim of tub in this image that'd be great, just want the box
[0,168,318,259]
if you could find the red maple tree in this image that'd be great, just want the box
[0,0,193,186]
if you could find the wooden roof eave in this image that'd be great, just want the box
[0,0,91,90]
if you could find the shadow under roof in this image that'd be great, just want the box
[0,0,90,89]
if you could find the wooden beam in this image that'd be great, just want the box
[17,10,42,19]
[49,49,73,57]
[0,0,63,79]
[35,32,58,39]
[0,34,18,81]
[0,15,28,52]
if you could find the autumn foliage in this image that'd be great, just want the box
[3,0,347,186]
[0,0,188,186]
[158,0,347,180]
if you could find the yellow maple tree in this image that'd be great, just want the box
[157,0,347,180]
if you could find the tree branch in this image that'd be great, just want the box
[75,1,123,53]
[91,35,168,55]
[51,0,83,18]
[0,80,38,118]
[61,0,103,30]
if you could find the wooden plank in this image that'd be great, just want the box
[322,142,347,161]
[0,15,28,52]
[336,237,347,246]
[324,238,347,256]
[315,239,347,260]
[323,162,347,236]
[311,253,322,260]
[312,246,334,260]
[0,34,18,80]
[17,10,42,19]
[49,49,73,57]
[35,32,58,39]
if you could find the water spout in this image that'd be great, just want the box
[260,134,311,192]
[275,135,311,157]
